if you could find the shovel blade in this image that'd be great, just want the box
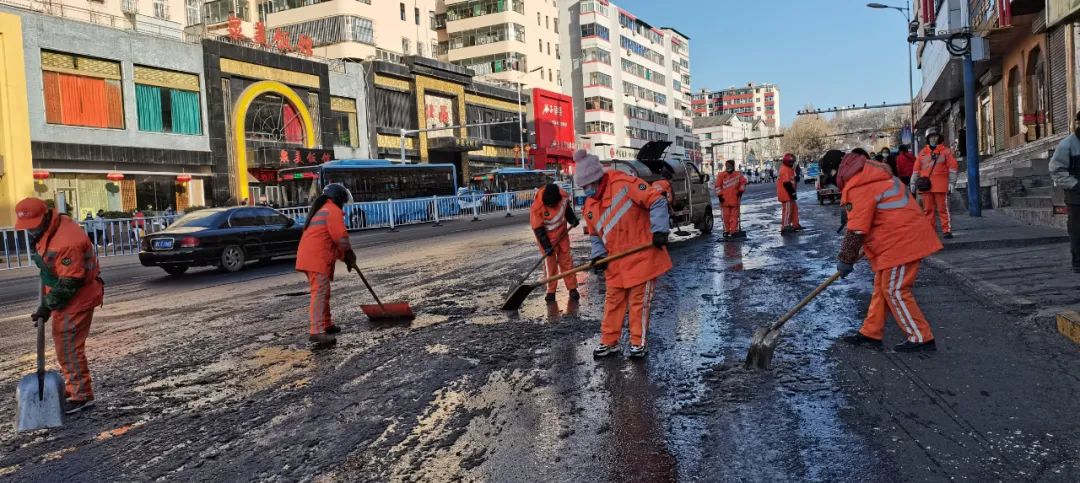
[361,302,415,322]
[16,371,65,432]
[744,327,781,370]
[501,283,537,311]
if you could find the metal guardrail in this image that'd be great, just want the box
[1,190,538,271]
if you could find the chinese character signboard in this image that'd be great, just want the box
[531,88,575,169]
[424,94,455,138]
[252,147,335,169]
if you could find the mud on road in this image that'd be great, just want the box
[1,183,1077,482]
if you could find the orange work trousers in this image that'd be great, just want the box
[52,308,94,402]
[781,201,800,230]
[922,192,951,233]
[306,271,332,335]
[721,205,741,233]
[859,260,934,343]
[543,235,577,294]
[600,280,656,347]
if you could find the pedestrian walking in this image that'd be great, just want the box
[15,197,104,413]
[573,149,671,359]
[895,144,915,186]
[530,183,580,302]
[795,162,804,183]
[911,128,959,238]
[714,160,748,238]
[295,183,357,348]
[834,152,941,352]
[1049,110,1080,273]
[777,153,802,234]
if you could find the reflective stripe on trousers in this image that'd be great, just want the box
[543,236,577,293]
[306,271,332,335]
[52,308,94,401]
[781,201,799,229]
[859,260,934,343]
[600,279,656,347]
[922,192,951,233]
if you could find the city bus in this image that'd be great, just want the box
[278,160,460,226]
[470,168,558,209]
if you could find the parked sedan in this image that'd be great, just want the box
[139,207,303,275]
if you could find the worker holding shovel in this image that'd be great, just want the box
[15,197,103,414]
[834,151,941,353]
[296,183,357,348]
[714,159,748,239]
[530,183,580,302]
[573,149,672,359]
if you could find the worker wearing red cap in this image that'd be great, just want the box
[714,159,748,238]
[530,183,580,302]
[911,128,959,238]
[15,197,103,414]
[573,149,672,359]
[296,183,356,347]
[777,153,802,234]
[835,151,942,352]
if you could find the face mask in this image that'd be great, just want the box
[726,166,735,173]
[928,137,939,148]
[584,185,598,198]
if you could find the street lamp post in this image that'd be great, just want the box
[868,1,917,153]
[515,66,544,169]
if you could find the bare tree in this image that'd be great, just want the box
[781,111,831,160]
[830,107,909,151]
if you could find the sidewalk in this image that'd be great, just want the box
[924,210,1080,344]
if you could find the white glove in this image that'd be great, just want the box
[909,175,919,193]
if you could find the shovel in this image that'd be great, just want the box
[504,231,570,301]
[502,242,654,311]
[350,264,415,322]
[16,285,65,432]
[745,272,842,370]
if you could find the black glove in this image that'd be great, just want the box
[566,206,580,228]
[717,195,724,205]
[591,256,607,273]
[343,249,357,271]
[837,261,854,278]
[652,231,669,248]
[32,305,50,325]
[534,228,554,256]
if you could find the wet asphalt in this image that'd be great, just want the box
[0,181,1077,482]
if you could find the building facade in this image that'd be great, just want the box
[693,114,777,175]
[691,83,781,128]
[558,0,694,163]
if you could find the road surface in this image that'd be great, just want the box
[0,181,1077,481]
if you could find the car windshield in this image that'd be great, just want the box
[170,210,223,228]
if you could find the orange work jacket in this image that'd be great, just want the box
[530,186,572,242]
[842,160,943,271]
[912,145,959,193]
[777,164,796,202]
[714,171,748,207]
[583,171,672,288]
[651,179,674,205]
[35,211,103,312]
[295,202,351,278]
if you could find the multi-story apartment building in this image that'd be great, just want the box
[558,0,693,162]
[691,83,781,128]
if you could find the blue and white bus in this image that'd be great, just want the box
[470,168,559,209]
[278,160,460,226]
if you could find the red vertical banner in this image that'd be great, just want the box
[998,0,1012,27]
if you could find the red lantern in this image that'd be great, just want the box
[32,170,50,180]
[176,174,192,183]
[106,172,125,181]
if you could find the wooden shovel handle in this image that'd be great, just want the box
[536,243,654,286]
[769,271,842,332]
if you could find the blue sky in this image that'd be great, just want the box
[615,0,917,126]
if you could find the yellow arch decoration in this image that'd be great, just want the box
[232,80,317,201]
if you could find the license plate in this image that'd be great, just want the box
[152,238,174,251]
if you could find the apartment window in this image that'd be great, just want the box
[555,44,560,59]
[429,11,436,30]
[579,1,609,16]
[402,37,411,55]
[417,42,425,57]
[134,66,202,135]
[185,0,201,26]
[467,105,516,142]
[585,121,614,134]
[400,3,406,21]
[277,15,376,47]
[446,0,523,21]
[447,23,525,50]
[555,18,559,33]
[620,36,664,65]
[582,47,610,64]
[545,16,549,29]
[580,23,609,41]
[41,51,124,129]
[452,52,526,75]
[538,39,543,52]
[415,7,420,25]
[331,97,359,148]
[546,42,551,55]
[547,68,552,82]
[431,41,439,57]
[153,0,168,20]
[557,70,561,86]
[585,96,613,112]
[586,71,612,88]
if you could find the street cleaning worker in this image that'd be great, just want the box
[530,183,581,302]
[15,197,103,414]
[911,127,958,239]
[1049,110,1080,273]
[296,183,356,347]
[572,149,672,359]
[777,153,802,234]
[835,151,942,352]
[714,159,748,238]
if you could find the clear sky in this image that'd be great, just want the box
[614,0,918,127]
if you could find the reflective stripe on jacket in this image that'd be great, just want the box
[530,187,572,240]
[295,202,351,278]
[583,171,672,288]
[912,145,958,193]
[714,171,747,207]
[35,211,103,312]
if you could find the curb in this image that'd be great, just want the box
[1055,310,1080,346]
[923,256,1038,313]
[940,235,1070,251]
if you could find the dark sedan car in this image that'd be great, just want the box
[139,207,303,275]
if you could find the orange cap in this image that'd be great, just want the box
[14,198,49,230]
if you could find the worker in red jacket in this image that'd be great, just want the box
[529,183,580,302]
[777,153,802,234]
[911,128,959,238]
[295,183,356,347]
[714,159,748,238]
[16,198,104,414]
[835,152,942,352]
[895,144,916,186]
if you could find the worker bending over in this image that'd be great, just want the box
[296,183,357,347]
[714,160,748,238]
[777,153,802,234]
[573,149,672,359]
[835,151,941,352]
[911,127,958,239]
[530,183,580,302]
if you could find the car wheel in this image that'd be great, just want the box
[219,245,246,273]
[697,210,714,234]
[162,264,189,276]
